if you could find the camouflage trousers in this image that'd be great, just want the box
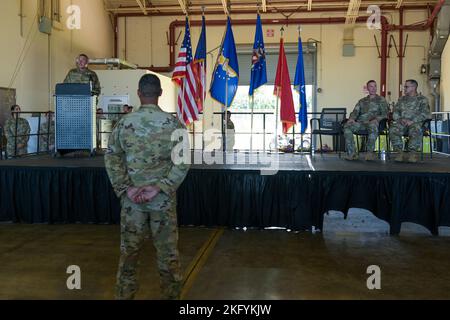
[6,143,27,158]
[343,121,378,155]
[116,195,182,300]
[39,136,55,153]
[389,122,422,152]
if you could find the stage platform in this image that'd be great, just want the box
[1,152,449,235]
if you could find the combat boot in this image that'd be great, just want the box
[364,152,376,161]
[394,151,405,162]
[344,153,358,161]
[407,151,418,163]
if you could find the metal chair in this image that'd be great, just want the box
[310,108,347,157]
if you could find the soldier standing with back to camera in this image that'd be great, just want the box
[105,74,190,300]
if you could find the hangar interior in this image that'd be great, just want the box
[1,0,450,300]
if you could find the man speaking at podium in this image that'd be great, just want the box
[57,53,101,156]
[64,53,101,96]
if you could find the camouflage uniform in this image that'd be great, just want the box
[226,119,235,151]
[389,95,431,152]
[39,119,55,153]
[4,117,30,157]
[105,104,189,300]
[64,68,101,96]
[343,95,389,156]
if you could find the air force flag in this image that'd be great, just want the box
[210,17,239,107]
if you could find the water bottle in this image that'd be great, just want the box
[381,149,386,161]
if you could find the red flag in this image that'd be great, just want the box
[274,37,296,134]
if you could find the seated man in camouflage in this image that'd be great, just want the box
[4,105,31,158]
[343,80,389,161]
[389,79,432,163]
[39,111,55,153]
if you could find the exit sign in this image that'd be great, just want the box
[266,29,274,37]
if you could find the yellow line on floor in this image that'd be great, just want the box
[180,228,224,300]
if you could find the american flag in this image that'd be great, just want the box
[172,18,199,126]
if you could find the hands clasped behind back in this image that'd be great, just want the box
[127,186,161,204]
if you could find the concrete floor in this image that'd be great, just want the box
[1,209,450,300]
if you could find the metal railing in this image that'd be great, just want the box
[3,110,447,159]
[174,111,318,152]
[430,111,450,156]
[0,111,128,159]
[1,110,346,159]
[0,111,55,159]
[93,111,316,152]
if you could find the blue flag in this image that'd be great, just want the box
[193,15,207,112]
[210,17,239,107]
[294,37,308,134]
[194,15,206,62]
[249,14,267,96]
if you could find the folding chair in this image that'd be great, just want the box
[310,108,347,157]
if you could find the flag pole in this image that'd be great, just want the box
[223,16,229,153]
[201,7,206,149]
[224,62,228,152]
[274,27,284,153]
[181,15,189,126]
[274,93,279,153]
[202,8,206,114]
[250,6,260,154]
[250,95,254,153]
[298,25,304,152]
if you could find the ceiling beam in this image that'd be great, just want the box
[221,0,229,15]
[135,0,148,15]
[345,0,361,25]
[106,1,433,15]
[178,0,187,15]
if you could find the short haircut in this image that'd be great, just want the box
[366,80,376,87]
[406,79,418,88]
[10,105,19,111]
[78,53,89,60]
[139,74,162,98]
